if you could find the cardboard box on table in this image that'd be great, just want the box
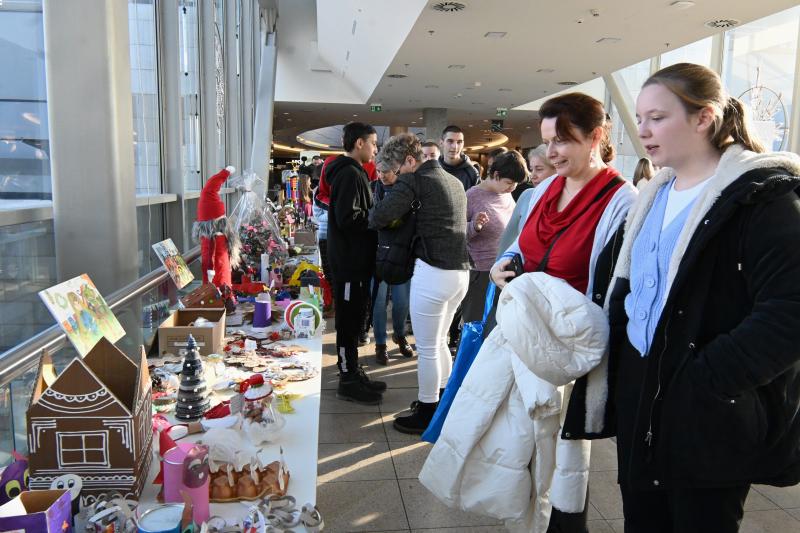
[26,338,154,499]
[0,489,72,532]
[158,309,226,356]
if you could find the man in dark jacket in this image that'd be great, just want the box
[438,125,479,191]
[327,122,385,404]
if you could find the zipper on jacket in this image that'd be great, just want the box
[644,314,672,457]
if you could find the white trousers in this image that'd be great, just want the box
[410,259,469,403]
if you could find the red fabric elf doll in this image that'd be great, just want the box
[192,166,241,292]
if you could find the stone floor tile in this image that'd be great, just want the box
[745,488,779,511]
[785,507,800,521]
[317,442,396,483]
[317,479,410,532]
[588,470,624,520]
[587,520,615,533]
[399,479,502,529]
[319,412,388,444]
[321,367,339,390]
[740,509,800,532]
[753,483,800,509]
[320,389,381,414]
[410,526,507,532]
[607,518,625,532]
[587,501,603,521]
[590,438,618,472]
[381,387,421,415]
[370,360,421,389]
[389,440,432,479]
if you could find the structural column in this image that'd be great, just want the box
[43,0,139,295]
[423,108,448,141]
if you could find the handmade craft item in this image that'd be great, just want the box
[175,335,210,421]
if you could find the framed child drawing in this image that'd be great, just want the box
[38,274,125,357]
[152,238,194,289]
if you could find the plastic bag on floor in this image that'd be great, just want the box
[422,282,496,443]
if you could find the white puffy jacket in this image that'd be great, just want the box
[419,272,609,532]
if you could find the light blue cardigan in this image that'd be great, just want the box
[494,175,637,297]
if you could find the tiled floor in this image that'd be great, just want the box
[315,329,800,532]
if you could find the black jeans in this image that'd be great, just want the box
[333,279,370,374]
[547,489,589,533]
[620,483,749,533]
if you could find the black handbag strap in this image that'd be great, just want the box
[536,176,623,272]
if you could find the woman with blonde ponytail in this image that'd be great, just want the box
[607,62,800,532]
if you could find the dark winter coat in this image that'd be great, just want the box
[369,159,470,271]
[326,155,377,282]
[439,154,480,191]
[607,145,800,490]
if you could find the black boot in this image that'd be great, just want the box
[375,344,388,366]
[356,366,387,392]
[393,401,438,434]
[392,334,414,358]
[409,389,444,411]
[337,373,382,405]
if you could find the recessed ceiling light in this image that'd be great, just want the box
[596,37,622,44]
[471,102,485,105]
[432,2,466,13]
[474,81,482,87]
[353,114,358,117]
[484,31,507,39]
[448,64,466,69]
[287,118,292,121]
[387,73,408,78]
[526,126,531,129]
[453,93,462,98]
[411,121,416,124]
[468,124,473,127]
[483,119,489,122]
[558,81,578,86]
[424,84,439,88]
[498,88,512,92]
[418,117,423,120]
[283,112,290,115]
[536,68,555,74]
[704,18,740,29]
[670,1,695,9]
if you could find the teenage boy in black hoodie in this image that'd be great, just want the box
[327,122,385,404]
[438,125,480,191]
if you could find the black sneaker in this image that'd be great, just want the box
[356,366,387,392]
[358,332,371,346]
[393,401,437,434]
[337,377,383,405]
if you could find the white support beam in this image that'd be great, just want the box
[710,32,725,75]
[603,72,646,159]
[787,21,800,154]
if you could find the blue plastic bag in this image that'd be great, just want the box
[422,282,497,443]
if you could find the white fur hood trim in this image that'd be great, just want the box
[611,145,800,295]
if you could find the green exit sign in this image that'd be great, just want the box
[370,103,382,112]
[496,107,508,118]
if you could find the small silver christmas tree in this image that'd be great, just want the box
[175,334,210,420]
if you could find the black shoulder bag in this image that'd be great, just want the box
[375,174,423,285]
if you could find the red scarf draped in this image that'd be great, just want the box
[518,167,622,293]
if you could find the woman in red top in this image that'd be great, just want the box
[490,93,637,532]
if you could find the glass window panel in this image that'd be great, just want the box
[723,6,799,152]
[180,0,203,190]
[616,59,651,105]
[608,102,641,181]
[0,220,57,352]
[661,37,713,69]
[214,0,226,169]
[0,6,51,201]
[137,204,165,277]
[129,0,162,195]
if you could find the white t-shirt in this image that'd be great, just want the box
[662,177,712,229]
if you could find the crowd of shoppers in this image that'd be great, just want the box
[315,62,800,531]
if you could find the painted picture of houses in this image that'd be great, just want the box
[152,238,194,289]
[26,338,153,499]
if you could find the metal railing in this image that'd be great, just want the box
[0,246,201,389]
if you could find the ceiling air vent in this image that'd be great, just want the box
[432,2,466,13]
[704,18,740,29]
[387,73,408,79]
[557,81,578,86]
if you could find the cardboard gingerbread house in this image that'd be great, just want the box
[26,338,154,498]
